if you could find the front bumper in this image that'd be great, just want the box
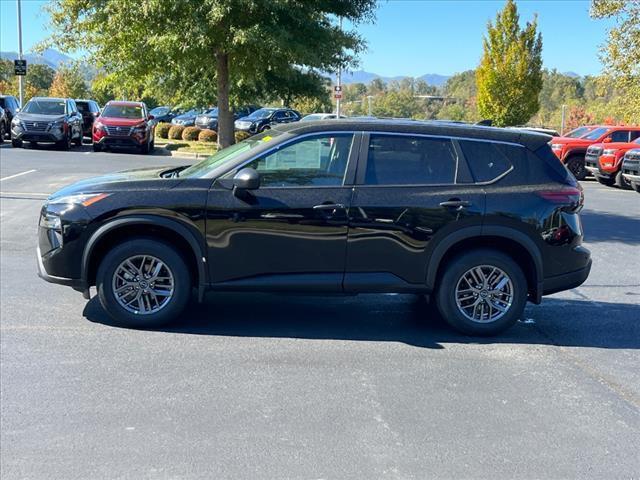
[37,245,87,293]
[95,135,146,148]
[12,128,65,143]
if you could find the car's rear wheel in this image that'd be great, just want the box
[97,238,191,328]
[435,249,527,336]
[566,155,587,180]
[0,122,5,143]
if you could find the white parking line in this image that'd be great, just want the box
[0,169,37,182]
[0,192,49,197]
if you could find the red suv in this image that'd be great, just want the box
[92,101,155,154]
[550,126,640,180]
[585,136,640,188]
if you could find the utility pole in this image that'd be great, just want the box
[336,17,342,118]
[561,104,567,136]
[367,95,373,116]
[16,0,24,107]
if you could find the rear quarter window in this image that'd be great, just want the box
[459,140,513,183]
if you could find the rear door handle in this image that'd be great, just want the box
[439,200,472,208]
[313,203,346,211]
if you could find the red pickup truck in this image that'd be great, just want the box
[585,137,640,188]
[550,126,640,180]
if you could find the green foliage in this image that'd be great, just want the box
[234,131,251,142]
[44,0,377,146]
[49,63,90,98]
[198,129,218,142]
[0,59,56,102]
[155,122,172,139]
[292,94,333,116]
[168,125,185,140]
[476,0,543,126]
[182,126,201,141]
[26,64,56,92]
[590,0,640,123]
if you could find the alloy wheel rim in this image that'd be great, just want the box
[112,255,174,315]
[455,265,513,323]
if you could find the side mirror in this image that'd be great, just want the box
[93,111,100,117]
[233,167,260,197]
[603,137,612,143]
[15,107,20,113]
[148,114,155,120]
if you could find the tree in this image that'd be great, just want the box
[590,0,640,123]
[45,0,377,147]
[476,0,543,126]
[49,63,90,98]
[26,64,56,92]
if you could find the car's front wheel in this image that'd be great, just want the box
[566,155,587,180]
[96,238,191,328]
[435,249,527,336]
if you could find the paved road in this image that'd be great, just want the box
[1,143,639,479]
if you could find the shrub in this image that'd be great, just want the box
[182,126,201,141]
[168,125,185,140]
[198,129,218,142]
[235,130,251,142]
[155,122,172,139]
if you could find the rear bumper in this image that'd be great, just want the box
[542,258,592,296]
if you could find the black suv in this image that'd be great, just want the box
[0,94,20,135]
[75,99,101,137]
[37,120,591,335]
[195,105,261,131]
[11,97,83,149]
[234,107,301,134]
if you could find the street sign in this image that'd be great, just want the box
[334,92,342,99]
[14,59,27,76]
[334,85,342,92]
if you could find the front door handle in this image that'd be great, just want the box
[439,199,472,209]
[313,203,346,217]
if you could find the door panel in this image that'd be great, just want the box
[205,187,352,285]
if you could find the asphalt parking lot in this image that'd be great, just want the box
[1,142,639,479]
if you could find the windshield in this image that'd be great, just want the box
[179,109,199,117]
[150,107,169,116]
[565,126,593,138]
[582,127,609,140]
[102,104,144,119]
[180,130,285,178]
[202,108,218,116]
[23,100,66,115]
[246,108,275,120]
[302,114,331,122]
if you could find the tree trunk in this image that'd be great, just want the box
[216,51,234,148]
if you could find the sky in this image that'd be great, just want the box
[1,0,615,77]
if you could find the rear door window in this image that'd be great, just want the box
[364,135,458,185]
[459,140,513,183]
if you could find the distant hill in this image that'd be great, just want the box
[331,70,451,87]
[0,48,74,70]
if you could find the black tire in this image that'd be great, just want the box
[11,138,22,148]
[139,138,150,154]
[614,170,631,190]
[96,238,192,328]
[631,182,640,194]
[566,155,587,180]
[0,122,5,143]
[149,137,154,153]
[93,143,102,152]
[435,249,527,336]
[260,125,271,133]
[596,176,615,187]
[56,133,71,150]
[73,132,82,147]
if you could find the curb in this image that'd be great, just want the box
[155,145,211,161]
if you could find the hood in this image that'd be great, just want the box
[550,136,594,146]
[236,116,258,123]
[47,166,179,200]
[98,116,146,127]
[16,113,66,122]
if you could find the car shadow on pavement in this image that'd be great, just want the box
[83,293,640,350]
[581,209,640,245]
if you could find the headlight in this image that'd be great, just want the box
[48,193,110,207]
[603,149,617,155]
[40,212,61,230]
[551,143,563,150]
[132,126,146,134]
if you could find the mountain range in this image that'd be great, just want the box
[0,48,74,70]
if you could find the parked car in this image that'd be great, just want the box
[550,125,640,180]
[92,101,155,153]
[585,137,640,189]
[563,125,597,139]
[510,126,560,137]
[0,106,7,143]
[195,105,261,130]
[37,119,591,336]
[75,99,101,138]
[301,113,347,122]
[149,106,180,124]
[10,97,83,149]
[621,149,640,193]
[171,109,201,126]
[234,107,301,134]
[0,94,20,136]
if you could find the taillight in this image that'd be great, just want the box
[536,187,583,206]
